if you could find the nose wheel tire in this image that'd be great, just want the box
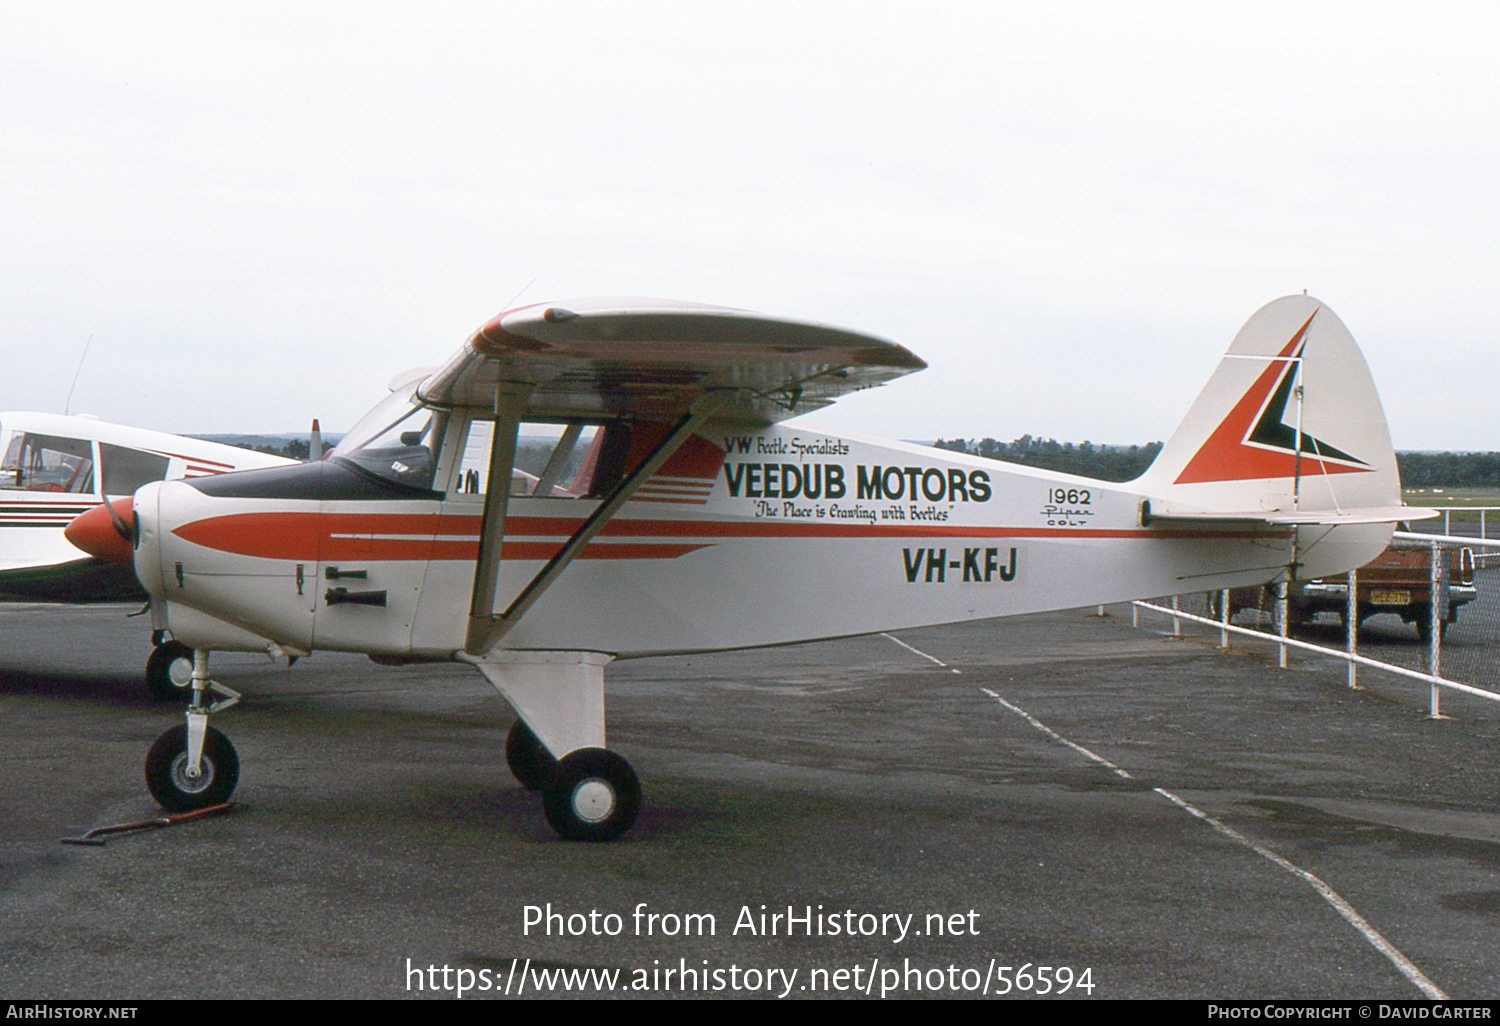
[505,720,557,791]
[145,723,240,812]
[145,641,196,702]
[542,748,640,842]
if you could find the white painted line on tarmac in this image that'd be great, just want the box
[983,689,1136,781]
[980,687,1449,1001]
[880,633,963,672]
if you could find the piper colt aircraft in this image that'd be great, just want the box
[0,412,293,694]
[67,294,1421,841]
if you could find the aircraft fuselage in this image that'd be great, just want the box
[133,416,1386,661]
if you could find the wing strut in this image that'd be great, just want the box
[464,390,732,656]
[466,383,534,647]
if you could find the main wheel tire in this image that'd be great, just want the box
[145,641,195,702]
[144,723,240,811]
[1415,615,1449,643]
[542,748,640,842]
[505,720,556,791]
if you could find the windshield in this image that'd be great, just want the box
[331,382,447,491]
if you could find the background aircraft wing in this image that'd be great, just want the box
[417,297,926,422]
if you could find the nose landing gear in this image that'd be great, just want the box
[143,649,242,812]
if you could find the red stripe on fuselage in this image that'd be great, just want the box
[171,510,1280,562]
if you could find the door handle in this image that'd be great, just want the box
[324,567,369,580]
[324,588,387,607]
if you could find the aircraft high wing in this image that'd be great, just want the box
[66,295,1428,840]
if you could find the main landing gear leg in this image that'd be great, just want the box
[469,651,640,842]
[144,649,242,812]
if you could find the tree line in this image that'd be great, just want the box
[934,436,1500,489]
[250,439,312,461]
[932,436,1164,483]
[1395,452,1500,489]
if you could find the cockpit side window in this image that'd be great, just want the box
[517,422,603,497]
[450,418,616,498]
[100,444,171,496]
[1,433,96,494]
[451,419,494,497]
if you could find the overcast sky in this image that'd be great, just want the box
[3,2,1497,450]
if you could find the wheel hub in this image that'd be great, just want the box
[572,779,616,822]
[170,754,215,793]
[168,658,193,689]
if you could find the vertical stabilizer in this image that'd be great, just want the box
[1137,295,1400,519]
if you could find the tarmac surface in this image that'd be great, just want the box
[1,600,1498,1000]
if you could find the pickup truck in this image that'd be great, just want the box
[1217,536,1477,640]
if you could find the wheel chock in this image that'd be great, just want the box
[59,802,234,846]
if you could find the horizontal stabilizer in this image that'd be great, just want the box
[1144,504,1438,528]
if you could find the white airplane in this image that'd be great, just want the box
[0,411,294,695]
[66,294,1423,841]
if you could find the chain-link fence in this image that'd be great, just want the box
[1432,505,1500,567]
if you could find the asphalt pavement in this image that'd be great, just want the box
[1,600,1498,1000]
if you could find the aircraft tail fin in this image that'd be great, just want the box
[1136,295,1406,534]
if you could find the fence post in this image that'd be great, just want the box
[1171,593,1181,637]
[1429,539,1446,719]
[1346,567,1358,689]
[1219,588,1230,649]
[1276,581,1290,669]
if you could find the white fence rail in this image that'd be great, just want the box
[1133,527,1500,718]
[1427,506,1500,565]
[1131,600,1500,715]
[1394,529,1500,549]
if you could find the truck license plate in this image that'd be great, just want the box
[1371,589,1411,605]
